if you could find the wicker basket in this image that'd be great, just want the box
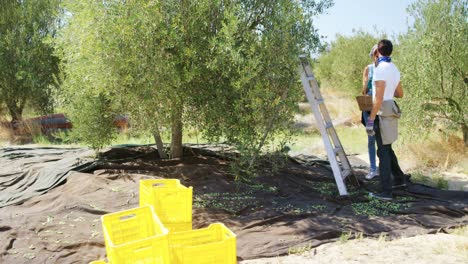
[356,95,373,111]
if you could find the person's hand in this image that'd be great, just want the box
[366,119,375,136]
[361,87,367,95]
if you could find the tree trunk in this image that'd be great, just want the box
[7,102,23,122]
[463,123,468,147]
[170,110,183,159]
[153,127,168,159]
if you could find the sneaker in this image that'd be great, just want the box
[365,170,378,180]
[369,192,393,201]
[405,174,412,182]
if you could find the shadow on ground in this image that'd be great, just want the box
[0,145,466,263]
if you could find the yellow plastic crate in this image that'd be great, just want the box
[140,179,193,232]
[168,223,237,264]
[164,222,192,233]
[101,206,170,264]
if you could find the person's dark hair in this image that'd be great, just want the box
[377,39,393,56]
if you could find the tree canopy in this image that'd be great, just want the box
[0,0,61,121]
[313,0,466,145]
[398,0,467,145]
[314,31,380,93]
[56,0,333,154]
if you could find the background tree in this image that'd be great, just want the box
[398,0,467,145]
[56,0,332,157]
[314,31,380,93]
[0,0,60,122]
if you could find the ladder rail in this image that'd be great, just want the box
[298,55,354,196]
[315,98,351,171]
[303,62,351,171]
[299,56,351,166]
[299,67,349,196]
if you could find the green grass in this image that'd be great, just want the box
[288,126,367,156]
[339,231,352,243]
[111,128,212,147]
[396,128,467,173]
[31,134,53,145]
[288,242,313,255]
[451,226,468,236]
[377,233,388,242]
[335,126,369,155]
[110,134,154,146]
[18,127,213,148]
[411,171,449,190]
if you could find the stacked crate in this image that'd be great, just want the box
[101,206,170,264]
[92,179,237,264]
[140,179,193,232]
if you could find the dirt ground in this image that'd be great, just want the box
[241,231,468,264]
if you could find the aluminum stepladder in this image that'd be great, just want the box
[298,55,356,196]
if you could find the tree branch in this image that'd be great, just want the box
[437,59,445,94]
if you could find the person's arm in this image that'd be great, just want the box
[369,81,385,120]
[362,66,369,95]
[394,81,403,98]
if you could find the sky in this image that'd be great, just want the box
[314,0,418,43]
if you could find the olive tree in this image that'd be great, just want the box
[314,31,380,94]
[56,0,333,156]
[398,0,467,145]
[0,0,61,122]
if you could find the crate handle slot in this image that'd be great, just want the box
[119,213,136,221]
[152,183,165,187]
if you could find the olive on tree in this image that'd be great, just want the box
[0,0,61,122]
[398,0,467,145]
[56,0,333,156]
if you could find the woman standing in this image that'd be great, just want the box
[361,44,379,180]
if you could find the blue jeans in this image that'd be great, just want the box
[362,111,377,171]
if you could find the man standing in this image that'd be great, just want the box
[366,39,406,200]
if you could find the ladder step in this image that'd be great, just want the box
[341,169,352,179]
[299,54,353,196]
[333,146,343,154]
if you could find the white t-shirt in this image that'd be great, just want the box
[372,61,400,101]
